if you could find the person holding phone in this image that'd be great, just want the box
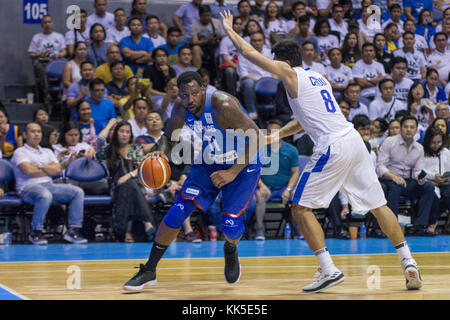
[422,126,450,235]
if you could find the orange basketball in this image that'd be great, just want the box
[138,156,171,189]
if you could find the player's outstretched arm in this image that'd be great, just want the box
[220,10,295,82]
[268,119,304,144]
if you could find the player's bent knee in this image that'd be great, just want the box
[221,215,245,240]
[163,197,197,229]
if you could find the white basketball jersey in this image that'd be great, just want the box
[286,67,353,152]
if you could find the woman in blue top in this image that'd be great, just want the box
[0,104,23,159]
[415,9,437,44]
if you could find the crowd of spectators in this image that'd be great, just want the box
[1,0,450,244]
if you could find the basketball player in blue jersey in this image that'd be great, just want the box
[123,71,266,291]
[220,10,423,293]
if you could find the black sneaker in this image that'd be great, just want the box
[63,228,88,244]
[123,264,157,291]
[29,230,48,245]
[185,231,202,243]
[224,242,241,284]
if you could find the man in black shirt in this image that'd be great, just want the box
[143,48,177,95]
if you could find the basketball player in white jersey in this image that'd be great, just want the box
[221,11,423,293]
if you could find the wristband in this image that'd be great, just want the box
[129,171,136,178]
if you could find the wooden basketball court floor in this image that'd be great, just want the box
[0,237,449,300]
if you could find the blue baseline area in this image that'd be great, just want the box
[0,236,449,263]
[0,287,23,300]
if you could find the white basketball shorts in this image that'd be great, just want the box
[292,129,387,212]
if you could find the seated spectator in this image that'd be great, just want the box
[388,119,401,136]
[86,23,110,68]
[128,98,150,138]
[95,44,134,84]
[172,46,198,77]
[369,117,389,154]
[243,18,272,49]
[376,116,436,236]
[135,111,164,149]
[172,0,202,44]
[191,4,225,81]
[157,78,179,123]
[314,18,340,66]
[262,1,289,45]
[198,68,218,94]
[357,1,382,39]
[95,120,156,242]
[53,121,96,171]
[423,68,447,104]
[341,32,362,68]
[344,83,369,120]
[422,127,450,235]
[219,16,242,96]
[237,0,252,28]
[435,102,450,128]
[292,14,319,54]
[28,15,66,104]
[398,19,429,54]
[0,105,23,159]
[338,98,351,121]
[64,9,89,57]
[432,117,450,148]
[86,0,115,30]
[374,33,395,74]
[75,100,103,146]
[106,60,129,111]
[381,4,405,34]
[39,124,58,150]
[415,9,436,45]
[430,17,450,52]
[393,32,427,81]
[403,0,433,21]
[407,82,434,136]
[120,77,154,121]
[383,23,401,53]
[106,8,130,45]
[143,15,167,48]
[388,57,414,104]
[80,78,117,129]
[129,0,148,27]
[159,27,183,66]
[328,3,348,42]
[236,31,274,120]
[33,107,49,126]
[250,0,266,19]
[426,32,450,85]
[66,61,96,116]
[353,43,386,104]
[62,41,87,101]
[254,119,300,240]
[369,79,406,122]
[286,1,309,34]
[119,17,154,74]
[325,48,354,100]
[143,48,177,95]
[301,41,326,75]
[348,19,371,51]
[436,8,450,33]
[11,122,87,245]
[210,0,238,20]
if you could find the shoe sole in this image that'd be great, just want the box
[63,235,88,244]
[28,236,48,245]
[255,236,265,241]
[404,265,422,290]
[123,279,157,292]
[302,273,345,293]
[225,258,241,285]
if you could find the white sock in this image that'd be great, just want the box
[395,241,413,261]
[314,247,335,273]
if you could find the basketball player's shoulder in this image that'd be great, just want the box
[211,90,240,110]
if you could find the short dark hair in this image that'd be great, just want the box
[177,71,203,88]
[127,17,142,27]
[109,60,125,71]
[32,107,48,122]
[146,14,159,23]
[197,68,210,78]
[178,45,192,55]
[352,114,371,130]
[391,56,408,67]
[402,31,415,38]
[76,99,91,112]
[378,78,395,90]
[114,8,125,15]
[374,118,389,132]
[80,61,94,69]
[272,40,302,67]
[199,4,211,15]
[426,68,439,78]
[434,32,449,42]
[362,42,376,51]
[389,4,402,12]
[167,26,181,35]
[152,47,168,60]
[89,23,106,41]
[400,115,418,127]
[298,14,310,24]
[89,78,105,90]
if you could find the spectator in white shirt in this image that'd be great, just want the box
[143,15,168,48]
[353,43,386,103]
[381,4,404,34]
[28,15,66,104]
[301,41,326,76]
[65,9,90,57]
[11,122,87,245]
[344,83,370,120]
[429,17,450,53]
[236,31,273,120]
[62,41,87,102]
[325,48,354,100]
[219,16,242,96]
[262,1,289,44]
[393,32,427,81]
[398,19,429,55]
[427,32,450,85]
[389,57,414,104]
[369,78,406,121]
[328,3,348,42]
[286,1,308,34]
[106,8,130,45]
[406,82,434,139]
[86,0,115,30]
[128,98,150,138]
[172,46,198,77]
[357,1,382,40]
[314,18,340,66]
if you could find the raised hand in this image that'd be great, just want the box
[220,10,234,33]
